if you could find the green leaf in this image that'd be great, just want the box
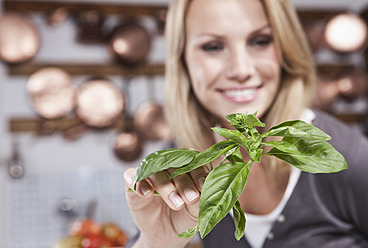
[177,225,199,238]
[265,137,348,173]
[211,127,248,147]
[225,112,265,131]
[263,120,331,141]
[198,160,251,239]
[227,153,244,164]
[134,148,199,189]
[232,200,246,241]
[170,141,237,178]
[211,127,263,162]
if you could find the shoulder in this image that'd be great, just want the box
[312,109,368,166]
[310,110,368,233]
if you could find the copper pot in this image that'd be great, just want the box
[75,78,125,128]
[113,131,143,162]
[134,101,173,141]
[26,67,75,119]
[154,9,167,35]
[337,70,368,101]
[47,7,69,27]
[313,75,340,112]
[76,9,105,44]
[109,21,151,65]
[0,12,40,64]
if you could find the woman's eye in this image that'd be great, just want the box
[249,36,273,48]
[201,42,224,53]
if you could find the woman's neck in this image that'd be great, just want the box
[239,160,290,215]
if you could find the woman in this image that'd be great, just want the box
[124,0,368,247]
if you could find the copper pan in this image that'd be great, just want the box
[134,101,173,142]
[75,78,125,128]
[113,131,143,162]
[0,12,40,64]
[109,21,151,65]
[26,67,75,119]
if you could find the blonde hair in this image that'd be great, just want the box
[164,0,316,174]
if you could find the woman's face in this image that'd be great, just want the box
[185,0,281,126]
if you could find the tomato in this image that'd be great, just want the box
[115,231,128,246]
[101,222,128,246]
[69,218,102,237]
[101,223,120,241]
[81,234,104,248]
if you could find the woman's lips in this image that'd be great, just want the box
[219,85,261,103]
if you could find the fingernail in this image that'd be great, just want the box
[198,177,205,190]
[184,187,198,202]
[124,171,133,187]
[169,192,184,208]
[140,184,151,196]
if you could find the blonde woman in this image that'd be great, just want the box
[124,0,368,247]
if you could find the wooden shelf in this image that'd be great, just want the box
[9,113,365,134]
[9,116,125,133]
[7,62,165,76]
[3,1,167,17]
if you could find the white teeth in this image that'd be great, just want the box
[224,88,256,98]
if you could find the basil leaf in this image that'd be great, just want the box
[227,154,244,164]
[263,120,331,141]
[211,127,263,162]
[177,225,199,238]
[198,160,251,239]
[134,148,199,189]
[232,200,246,241]
[225,112,265,132]
[170,141,237,178]
[264,137,348,173]
[212,127,248,147]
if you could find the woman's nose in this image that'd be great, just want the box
[226,48,255,82]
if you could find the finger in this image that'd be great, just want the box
[148,170,185,210]
[167,168,200,205]
[188,165,210,192]
[124,168,153,197]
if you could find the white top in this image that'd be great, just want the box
[243,109,316,248]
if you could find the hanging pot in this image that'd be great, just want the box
[109,21,151,65]
[113,131,143,162]
[154,9,167,35]
[313,75,340,112]
[75,78,125,128]
[324,13,368,53]
[0,12,40,64]
[47,7,69,27]
[75,9,105,44]
[26,67,75,119]
[337,70,368,101]
[134,101,173,141]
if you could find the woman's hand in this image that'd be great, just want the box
[124,166,208,248]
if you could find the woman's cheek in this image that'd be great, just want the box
[190,57,224,88]
[257,58,281,83]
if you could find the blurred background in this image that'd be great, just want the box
[0,0,367,247]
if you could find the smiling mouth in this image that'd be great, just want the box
[224,88,256,97]
[220,86,261,103]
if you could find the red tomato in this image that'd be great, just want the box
[81,234,103,248]
[69,218,102,237]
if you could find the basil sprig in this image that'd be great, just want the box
[133,112,348,240]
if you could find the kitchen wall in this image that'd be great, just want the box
[0,1,169,247]
[0,0,367,247]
